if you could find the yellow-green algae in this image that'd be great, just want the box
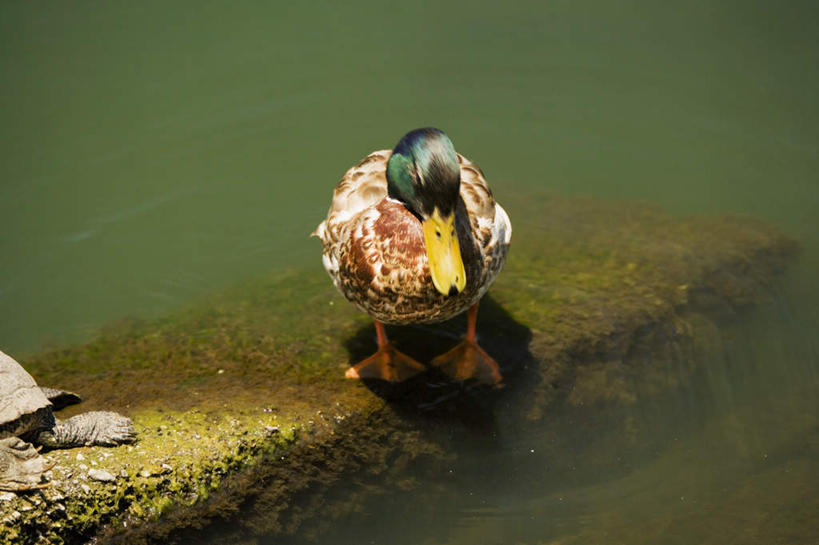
[0,194,797,544]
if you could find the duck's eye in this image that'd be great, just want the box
[435,229,442,239]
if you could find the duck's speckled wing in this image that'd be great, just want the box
[314,150,511,324]
[457,153,512,265]
[313,150,391,287]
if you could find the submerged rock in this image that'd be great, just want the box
[0,195,797,545]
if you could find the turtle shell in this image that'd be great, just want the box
[0,351,51,437]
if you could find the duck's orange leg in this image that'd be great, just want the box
[345,321,426,382]
[430,302,503,386]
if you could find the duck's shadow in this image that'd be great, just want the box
[343,295,535,423]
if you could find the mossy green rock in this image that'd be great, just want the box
[0,194,796,544]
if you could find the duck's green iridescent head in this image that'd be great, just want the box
[386,127,461,218]
[386,128,466,297]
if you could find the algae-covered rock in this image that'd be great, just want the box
[0,194,797,545]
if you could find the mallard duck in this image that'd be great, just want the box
[314,128,511,385]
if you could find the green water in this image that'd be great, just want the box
[1,1,818,543]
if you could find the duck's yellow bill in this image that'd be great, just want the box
[422,210,466,296]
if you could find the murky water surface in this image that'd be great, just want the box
[1,1,817,543]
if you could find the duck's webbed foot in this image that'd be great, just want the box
[430,338,503,387]
[346,344,426,382]
[346,321,426,382]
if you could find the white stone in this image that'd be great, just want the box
[88,469,116,482]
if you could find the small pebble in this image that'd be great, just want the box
[88,469,116,482]
[80,484,91,494]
